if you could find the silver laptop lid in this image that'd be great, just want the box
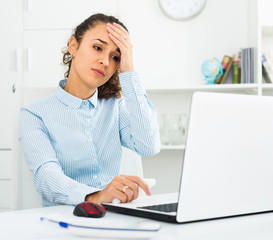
[177,92,273,222]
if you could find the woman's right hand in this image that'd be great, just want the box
[86,175,151,205]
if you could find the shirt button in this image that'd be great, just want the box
[94,175,98,179]
[88,138,92,142]
[83,102,87,105]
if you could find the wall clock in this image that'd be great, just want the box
[158,0,206,21]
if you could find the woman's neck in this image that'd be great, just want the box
[64,77,96,100]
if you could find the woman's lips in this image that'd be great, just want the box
[93,69,105,77]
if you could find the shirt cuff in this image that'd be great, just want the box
[119,71,146,96]
[68,185,101,205]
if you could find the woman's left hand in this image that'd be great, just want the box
[106,23,134,73]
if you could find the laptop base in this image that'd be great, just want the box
[102,204,177,223]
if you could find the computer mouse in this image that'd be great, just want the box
[73,202,106,218]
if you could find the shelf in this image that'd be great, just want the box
[262,26,273,36]
[146,84,259,93]
[262,83,273,89]
[161,145,185,150]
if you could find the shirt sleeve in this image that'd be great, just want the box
[19,108,100,206]
[118,71,161,156]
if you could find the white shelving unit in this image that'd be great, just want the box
[260,0,273,96]
[0,0,23,212]
[161,145,186,150]
[147,84,260,94]
[142,0,265,195]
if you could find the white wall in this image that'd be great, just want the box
[260,0,273,26]
[118,0,248,89]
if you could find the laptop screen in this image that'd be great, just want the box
[177,92,273,222]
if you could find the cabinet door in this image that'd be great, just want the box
[0,180,11,209]
[0,151,12,179]
[23,30,71,86]
[0,84,14,149]
[0,0,23,148]
[24,0,118,30]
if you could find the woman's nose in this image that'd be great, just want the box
[99,56,109,67]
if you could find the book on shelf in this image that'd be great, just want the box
[250,48,254,83]
[232,52,242,84]
[262,52,273,83]
[232,59,240,84]
[215,55,232,84]
[241,47,254,84]
[220,54,235,84]
[215,55,235,84]
[238,52,242,83]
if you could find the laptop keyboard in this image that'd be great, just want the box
[137,202,178,213]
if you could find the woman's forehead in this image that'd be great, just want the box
[83,23,119,51]
[84,23,109,41]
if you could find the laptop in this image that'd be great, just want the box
[102,92,273,223]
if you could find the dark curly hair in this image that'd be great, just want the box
[62,13,129,99]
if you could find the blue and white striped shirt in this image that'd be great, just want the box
[19,71,160,207]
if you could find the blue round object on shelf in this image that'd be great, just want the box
[201,57,223,84]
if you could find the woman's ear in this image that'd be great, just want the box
[68,36,78,57]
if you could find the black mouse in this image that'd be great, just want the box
[73,202,106,218]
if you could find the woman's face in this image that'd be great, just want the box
[69,22,121,91]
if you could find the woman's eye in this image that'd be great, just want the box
[94,46,102,51]
[111,55,120,62]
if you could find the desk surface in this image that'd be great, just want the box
[1,206,273,240]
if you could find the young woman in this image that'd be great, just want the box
[19,13,160,207]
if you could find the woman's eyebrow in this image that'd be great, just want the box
[92,38,108,44]
[92,38,120,53]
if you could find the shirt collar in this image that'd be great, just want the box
[56,79,98,109]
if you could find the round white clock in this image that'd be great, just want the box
[158,0,206,21]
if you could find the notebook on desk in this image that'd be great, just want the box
[103,92,273,223]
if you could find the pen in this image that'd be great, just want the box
[40,217,69,228]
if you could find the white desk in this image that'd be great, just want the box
[1,206,273,240]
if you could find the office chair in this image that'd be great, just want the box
[12,85,143,210]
